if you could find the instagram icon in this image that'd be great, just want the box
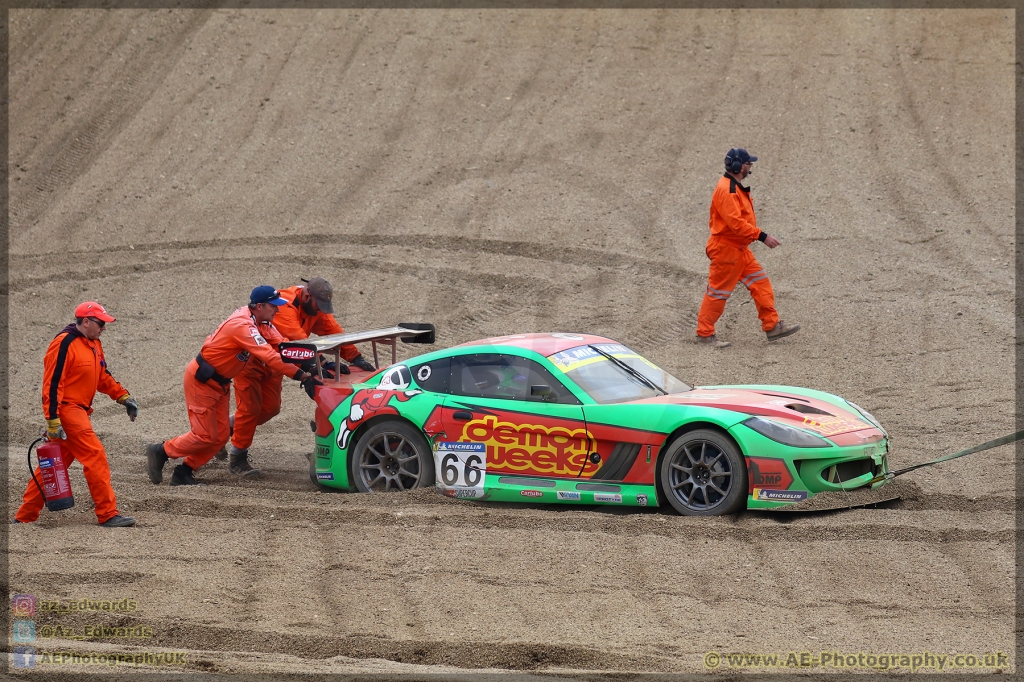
[11,594,36,617]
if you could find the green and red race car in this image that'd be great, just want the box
[300,330,890,516]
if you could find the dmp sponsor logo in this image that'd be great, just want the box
[520,490,544,498]
[557,491,581,501]
[747,458,794,490]
[594,493,622,503]
[753,488,808,502]
[316,472,334,480]
[636,494,648,506]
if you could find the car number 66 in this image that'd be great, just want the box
[441,452,483,487]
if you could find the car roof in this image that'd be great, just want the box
[453,332,617,357]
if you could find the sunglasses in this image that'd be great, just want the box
[88,317,106,328]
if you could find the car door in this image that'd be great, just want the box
[439,353,590,482]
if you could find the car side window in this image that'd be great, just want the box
[410,357,450,393]
[451,354,581,405]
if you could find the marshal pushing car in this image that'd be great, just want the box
[296,329,891,516]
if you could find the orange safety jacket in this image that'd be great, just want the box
[42,324,128,419]
[198,307,303,381]
[708,174,767,249]
[274,285,360,361]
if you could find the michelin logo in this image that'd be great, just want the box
[753,488,808,502]
[557,491,581,501]
[438,442,486,452]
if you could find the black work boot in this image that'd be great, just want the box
[169,463,200,486]
[228,446,260,478]
[146,442,168,484]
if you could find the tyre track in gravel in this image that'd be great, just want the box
[7,233,703,293]
[10,9,213,234]
[123,495,1012,544]
[861,23,1009,305]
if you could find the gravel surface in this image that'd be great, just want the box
[7,8,1014,676]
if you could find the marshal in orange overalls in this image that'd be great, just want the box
[696,174,779,337]
[230,284,360,451]
[163,307,306,471]
[16,325,130,523]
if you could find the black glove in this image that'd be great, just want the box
[350,355,376,372]
[300,374,324,399]
[118,394,139,422]
[325,361,349,376]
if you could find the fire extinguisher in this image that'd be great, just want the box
[28,437,75,512]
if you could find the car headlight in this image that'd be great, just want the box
[845,400,887,435]
[742,417,831,448]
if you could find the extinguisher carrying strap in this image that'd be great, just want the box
[28,437,47,502]
[195,354,231,387]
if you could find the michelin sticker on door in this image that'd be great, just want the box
[435,442,486,498]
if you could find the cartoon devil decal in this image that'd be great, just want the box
[336,365,422,449]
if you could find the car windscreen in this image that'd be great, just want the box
[547,343,692,404]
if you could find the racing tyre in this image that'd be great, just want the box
[659,429,746,516]
[350,420,435,493]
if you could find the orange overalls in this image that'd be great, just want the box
[164,308,304,470]
[696,174,779,337]
[230,285,358,450]
[16,325,129,523]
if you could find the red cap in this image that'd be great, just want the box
[74,301,115,323]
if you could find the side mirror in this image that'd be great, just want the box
[530,385,552,400]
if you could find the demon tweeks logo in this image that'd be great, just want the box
[460,414,596,478]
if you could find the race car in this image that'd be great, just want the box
[300,330,891,516]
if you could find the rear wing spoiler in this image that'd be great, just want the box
[280,323,435,378]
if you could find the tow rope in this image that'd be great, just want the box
[867,429,1024,485]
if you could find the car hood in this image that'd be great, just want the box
[639,385,873,437]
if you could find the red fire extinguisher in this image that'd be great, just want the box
[28,437,75,512]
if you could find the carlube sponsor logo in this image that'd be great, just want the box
[594,493,622,503]
[753,488,808,502]
[281,347,316,361]
[461,415,596,478]
[520,490,544,498]
[557,491,581,501]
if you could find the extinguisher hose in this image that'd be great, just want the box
[28,437,48,502]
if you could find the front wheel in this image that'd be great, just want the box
[350,420,435,493]
[659,429,747,516]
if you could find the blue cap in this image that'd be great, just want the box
[726,148,758,166]
[250,285,288,306]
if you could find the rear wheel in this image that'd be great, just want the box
[350,420,435,493]
[659,429,746,516]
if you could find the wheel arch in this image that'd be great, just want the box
[344,413,435,491]
[654,421,745,507]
